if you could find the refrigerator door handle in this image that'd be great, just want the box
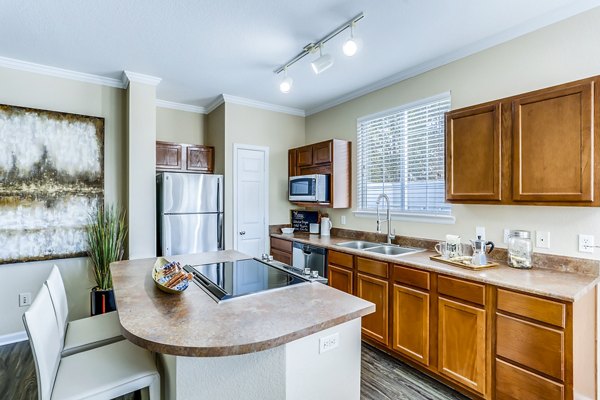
[217,213,224,250]
[163,216,172,256]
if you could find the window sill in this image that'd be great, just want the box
[352,210,456,225]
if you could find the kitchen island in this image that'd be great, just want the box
[110,250,374,400]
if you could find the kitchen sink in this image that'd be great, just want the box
[364,245,425,256]
[336,240,381,250]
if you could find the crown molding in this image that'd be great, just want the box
[222,94,306,117]
[0,56,124,88]
[122,70,162,88]
[306,0,600,115]
[205,94,225,114]
[156,99,206,114]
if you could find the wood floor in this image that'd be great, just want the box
[1,340,467,399]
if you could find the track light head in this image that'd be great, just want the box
[310,46,334,74]
[343,24,359,56]
[279,76,293,93]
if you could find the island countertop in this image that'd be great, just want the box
[110,250,375,357]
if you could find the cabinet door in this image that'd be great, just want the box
[296,145,313,167]
[313,141,332,164]
[186,145,214,173]
[156,141,182,170]
[288,149,297,177]
[271,249,292,265]
[393,284,429,366]
[446,104,502,201]
[357,273,389,345]
[438,297,486,395]
[328,265,353,295]
[512,82,594,202]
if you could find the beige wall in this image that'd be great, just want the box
[223,103,305,249]
[156,107,206,144]
[0,66,126,336]
[306,8,600,260]
[206,104,225,175]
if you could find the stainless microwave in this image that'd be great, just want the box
[289,174,330,202]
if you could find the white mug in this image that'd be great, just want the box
[309,223,319,234]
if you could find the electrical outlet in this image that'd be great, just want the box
[340,215,346,225]
[535,231,550,249]
[475,226,486,240]
[503,228,510,244]
[319,332,339,354]
[19,292,31,307]
[579,234,595,253]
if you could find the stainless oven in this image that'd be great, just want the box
[289,174,330,202]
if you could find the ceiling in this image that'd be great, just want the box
[1,0,599,114]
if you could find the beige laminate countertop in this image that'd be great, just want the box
[110,250,374,357]
[272,233,600,302]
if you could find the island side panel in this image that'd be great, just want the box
[285,318,362,400]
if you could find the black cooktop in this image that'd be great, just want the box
[184,258,308,302]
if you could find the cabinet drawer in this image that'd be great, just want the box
[496,358,564,400]
[328,250,353,269]
[271,248,292,265]
[270,237,292,253]
[393,265,430,290]
[497,289,565,328]
[497,313,564,381]
[438,276,485,306]
[357,257,388,278]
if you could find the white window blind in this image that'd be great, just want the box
[357,93,451,215]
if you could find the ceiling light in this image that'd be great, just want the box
[343,24,358,57]
[310,46,334,75]
[279,69,293,93]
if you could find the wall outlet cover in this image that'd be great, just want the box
[535,231,550,249]
[503,228,510,244]
[475,226,486,240]
[19,292,31,307]
[578,234,595,253]
[319,332,339,354]
[340,215,346,225]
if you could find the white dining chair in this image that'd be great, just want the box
[45,265,123,356]
[23,285,160,400]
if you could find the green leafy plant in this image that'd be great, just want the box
[86,205,128,290]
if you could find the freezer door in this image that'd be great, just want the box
[160,213,223,256]
[161,173,223,214]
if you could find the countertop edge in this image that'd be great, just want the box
[118,303,375,357]
[271,233,600,302]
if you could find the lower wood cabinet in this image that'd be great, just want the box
[270,237,292,264]
[357,273,389,345]
[495,358,564,400]
[270,248,291,264]
[438,297,486,396]
[328,265,353,294]
[393,284,429,366]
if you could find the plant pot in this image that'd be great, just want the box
[90,287,116,316]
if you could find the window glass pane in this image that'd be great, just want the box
[357,94,451,215]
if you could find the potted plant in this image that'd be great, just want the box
[86,205,127,316]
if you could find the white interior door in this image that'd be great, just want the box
[234,144,268,258]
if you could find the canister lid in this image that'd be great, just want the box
[509,230,531,239]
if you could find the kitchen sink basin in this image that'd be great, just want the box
[364,245,425,256]
[336,240,381,250]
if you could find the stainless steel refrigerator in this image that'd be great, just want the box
[157,172,224,256]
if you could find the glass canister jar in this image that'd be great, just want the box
[507,230,532,269]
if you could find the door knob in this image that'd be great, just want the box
[239,231,246,235]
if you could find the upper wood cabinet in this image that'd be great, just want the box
[446,104,502,201]
[445,76,600,206]
[288,139,351,208]
[512,82,594,202]
[156,141,215,174]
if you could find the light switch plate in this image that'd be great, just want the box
[340,215,346,225]
[319,332,339,354]
[535,231,550,249]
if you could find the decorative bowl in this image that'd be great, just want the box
[281,227,295,234]
[152,257,191,294]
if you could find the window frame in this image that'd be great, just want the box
[353,92,455,224]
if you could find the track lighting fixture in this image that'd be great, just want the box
[274,12,364,92]
[279,68,293,93]
[343,23,358,57]
[310,45,334,74]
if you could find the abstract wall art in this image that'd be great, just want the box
[0,104,104,264]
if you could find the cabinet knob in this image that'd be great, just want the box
[239,231,246,235]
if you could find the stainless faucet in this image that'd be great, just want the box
[376,194,396,244]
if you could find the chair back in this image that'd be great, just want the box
[22,285,62,400]
[45,265,69,338]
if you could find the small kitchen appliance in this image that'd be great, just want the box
[470,236,495,266]
[320,217,332,236]
[289,174,330,203]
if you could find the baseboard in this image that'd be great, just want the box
[574,393,593,400]
[0,331,28,346]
